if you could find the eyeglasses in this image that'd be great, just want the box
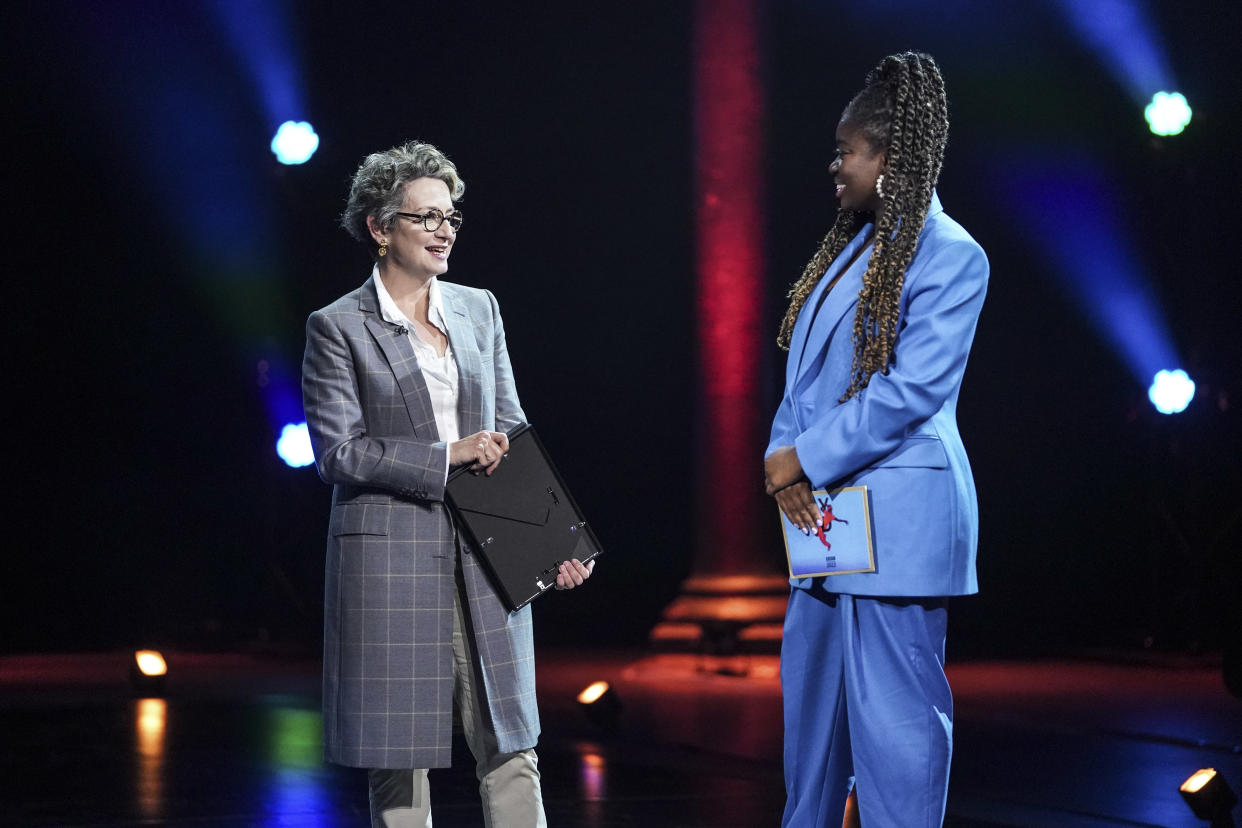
[395,209,463,232]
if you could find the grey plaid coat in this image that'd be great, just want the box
[302,276,539,769]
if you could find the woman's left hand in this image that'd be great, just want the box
[764,445,805,495]
[555,558,595,590]
[774,480,820,532]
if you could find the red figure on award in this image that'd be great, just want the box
[814,498,850,549]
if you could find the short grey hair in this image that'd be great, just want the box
[339,140,465,260]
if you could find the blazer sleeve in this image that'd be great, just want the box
[792,237,989,488]
[767,390,800,456]
[487,289,527,434]
[302,309,450,500]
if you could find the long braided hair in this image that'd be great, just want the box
[777,52,949,402]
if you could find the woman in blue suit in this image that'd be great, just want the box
[764,53,988,827]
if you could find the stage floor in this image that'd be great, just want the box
[1,647,1237,827]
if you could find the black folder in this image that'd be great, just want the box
[446,424,604,611]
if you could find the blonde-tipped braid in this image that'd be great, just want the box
[776,210,867,349]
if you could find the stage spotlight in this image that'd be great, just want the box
[277,422,315,468]
[130,650,168,692]
[577,681,609,704]
[1145,91,1192,136]
[1148,369,1195,414]
[1180,768,1237,827]
[270,120,319,165]
[577,681,622,731]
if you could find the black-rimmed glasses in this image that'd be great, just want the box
[395,209,463,232]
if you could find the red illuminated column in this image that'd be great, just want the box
[693,0,765,574]
[651,0,788,657]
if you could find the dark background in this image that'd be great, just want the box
[6,1,1239,659]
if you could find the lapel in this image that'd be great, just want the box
[358,278,440,438]
[788,222,875,389]
[439,283,484,436]
[782,193,944,427]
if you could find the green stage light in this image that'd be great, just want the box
[1145,91,1191,136]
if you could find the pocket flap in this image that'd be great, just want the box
[330,502,391,537]
[868,437,948,470]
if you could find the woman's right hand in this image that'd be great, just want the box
[449,430,510,475]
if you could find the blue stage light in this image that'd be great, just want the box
[1000,155,1182,392]
[1052,0,1175,108]
[1145,91,1191,136]
[1148,369,1195,414]
[270,121,319,165]
[276,422,315,467]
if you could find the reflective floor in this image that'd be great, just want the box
[1,648,1237,827]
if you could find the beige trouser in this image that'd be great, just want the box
[368,576,546,828]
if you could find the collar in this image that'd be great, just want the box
[371,266,448,332]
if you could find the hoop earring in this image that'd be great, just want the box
[875,173,886,199]
[378,240,388,257]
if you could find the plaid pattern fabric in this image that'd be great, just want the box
[303,277,537,769]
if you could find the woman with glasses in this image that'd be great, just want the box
[302,140,592,827]
[764,53,988,827]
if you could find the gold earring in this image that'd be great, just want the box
[378,240,388,257]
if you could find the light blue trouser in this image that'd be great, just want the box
[781,587,953,828]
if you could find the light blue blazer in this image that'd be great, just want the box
[767,192,989,597]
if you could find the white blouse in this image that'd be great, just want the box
[372,269,460,482]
